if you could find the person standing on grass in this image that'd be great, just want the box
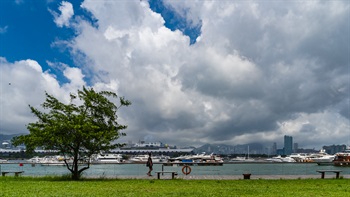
[146,153,153,176]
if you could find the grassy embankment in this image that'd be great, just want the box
[1,176,349,196]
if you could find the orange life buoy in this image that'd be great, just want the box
[182,165,191,175]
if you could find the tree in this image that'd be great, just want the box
[12,87,131,180]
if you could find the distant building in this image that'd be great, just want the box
[322,144,347,155]
[276,148,284,155]
[284,135,293,155]
[272,142,277,155]
[293,143,298,153]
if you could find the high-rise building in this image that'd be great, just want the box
[272,142,277,155]
[293,143,298,153]
[284,135,293,155]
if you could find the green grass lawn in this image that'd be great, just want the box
[1,176,349,197]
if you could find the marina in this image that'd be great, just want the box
[1,145,350,179]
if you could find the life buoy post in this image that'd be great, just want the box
[182,165,191,175]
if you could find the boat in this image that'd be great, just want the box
[265,155,283,162]
[27,156,42,163]
[281,156,297,163]
[313,155,335,165]
[40,155,70,166]
[129,155,149,163]
[150,155,170,163]
[26,155,82,165]
[265,155,296,163]
[0,158,7,163]
[310,149,335,165]
[333,146,350,167]
[229,156,255,162]
[229,145,256,162]
[289,153,310,162]
[129,154,169,163]
[91,153,123,164]
[166,153,224,166]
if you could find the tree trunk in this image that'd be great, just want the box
[71,152,80,180]
[72,170,80,180]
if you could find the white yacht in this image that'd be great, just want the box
[128,154,169,163]
[308,149,335,165]
[129,155,149,163]
[312,155,335,165]
[229,156,255,162]
[92,153,123,164]
[289,153,309,162]
[40,155,70,166]
[281,156,297,162]
[27,156,42,163]
[265,155,296,162]
[151,155,170,163]
[171,153,224,164]
[265,155,283,162]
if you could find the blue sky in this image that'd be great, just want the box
[0,0,200,84]
[0,0,349,149]
[1,1,73,64]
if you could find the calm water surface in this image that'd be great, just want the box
[1,163,350,177]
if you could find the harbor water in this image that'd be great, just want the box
[1,163,350,178]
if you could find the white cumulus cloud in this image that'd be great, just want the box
[51,1,74,27]
[68,0,349,148]
[1,0,349,149]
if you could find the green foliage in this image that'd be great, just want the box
[12,87,131,179]
[1,177,349,196]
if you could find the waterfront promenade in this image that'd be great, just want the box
[2,162,350,180]
[87,174,350,180]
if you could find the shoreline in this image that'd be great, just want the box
[40,174,349,180]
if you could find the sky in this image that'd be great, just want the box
[0,0,349,149]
